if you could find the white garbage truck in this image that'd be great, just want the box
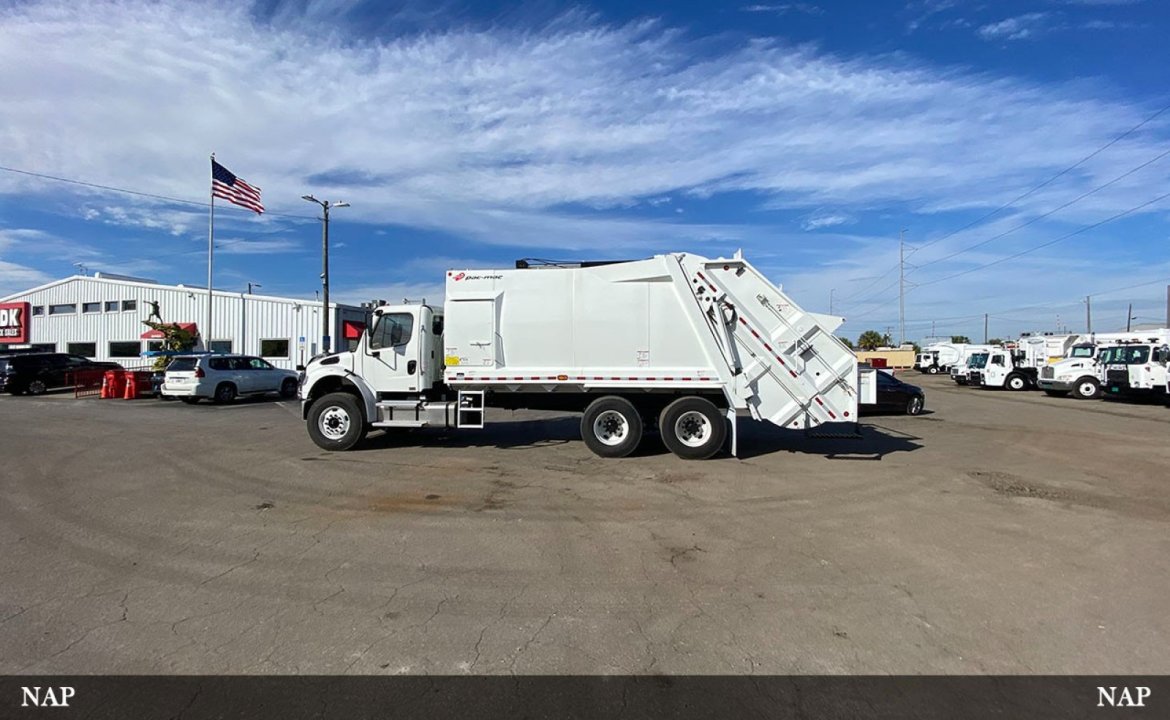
[1099,331,1170,402]
[298,253,875,459]
[914,343,967,374]
[976,334,1078,391]
[949,345,995,385]
[1037,331,1162,399]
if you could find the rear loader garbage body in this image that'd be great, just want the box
[300,253,870,459]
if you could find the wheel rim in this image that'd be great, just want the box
[218,386,233,401]
[318,406,351,440]
[1010,378,1023,390]
[29,380,45,394]
[674,410,711,448]
[592,410,628,446]
[1079,381,1096,397]
[909,397,922,414]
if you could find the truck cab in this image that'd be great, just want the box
[355,304,445,397]
[914,351,939,374]
[1101,343,1170,400]
[1037,342,1101,399]
[977,349,1034,391]
[952,351,989,385]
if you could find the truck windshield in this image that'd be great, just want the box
[968,354,988,368]
[1068,345,1094,358]
[1099,346,1149,365]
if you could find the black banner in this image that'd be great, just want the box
[1,676,1164,719]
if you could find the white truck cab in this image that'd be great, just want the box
[975,349,1033,391]
[1101,341,1170,401]
[949,346,993,385]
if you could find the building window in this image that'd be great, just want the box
[83,302,101,313]
[260,339,290,358]
[209,340,233,354]
[32,306,44,316]
[121,300,137,312]
[49,303,76,315]
[146,341,164,352]
[30,343,56,352]
[104,301,119,312]
[68,342,97,357]
[109,341,141,358]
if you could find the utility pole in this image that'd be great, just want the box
[984,313,989,344]
[1127,302,1133,332]
[301,195,350,354]
[898,229,906,347]
[1085,295,1092,334]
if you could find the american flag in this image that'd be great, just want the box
[211,158,264,214]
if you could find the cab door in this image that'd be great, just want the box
[361,309,421,395]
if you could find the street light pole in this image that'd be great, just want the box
[301,195,349,354]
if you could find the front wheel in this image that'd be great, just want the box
[659,397,727,460]
[580,396,643,458]
[1006,374,1028,391]
[1072,377,1100,400]
[307,393,368,451]
[27,379,47,396]
[927,366,940,375]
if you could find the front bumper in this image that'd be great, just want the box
[1036,379,1074,392]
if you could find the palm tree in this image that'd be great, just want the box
[857,330,885,351]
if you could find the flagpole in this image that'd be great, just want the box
[207,153,215,352]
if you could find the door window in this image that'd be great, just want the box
[247,358,274,370]
[370,313,413,349]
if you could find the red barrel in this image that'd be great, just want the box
[104,369,126,399]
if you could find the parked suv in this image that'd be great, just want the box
[0,353,122,395]
[161,354,299,404]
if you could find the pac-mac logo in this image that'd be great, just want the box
[0,301,30,344]
[452,272,467,281]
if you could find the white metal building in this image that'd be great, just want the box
[0,273,368,369]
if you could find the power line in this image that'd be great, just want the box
[913,98,1170,253]
[910,144,1170,272]
[916,189,1170,288]
[0,164,318,221]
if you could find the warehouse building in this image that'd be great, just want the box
[0,273,368,370]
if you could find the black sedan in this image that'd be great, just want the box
[864,370,926,415]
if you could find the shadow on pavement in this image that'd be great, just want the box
[358,414,924,461]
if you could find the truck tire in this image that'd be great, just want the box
[927,366,939,375]
[1071,377,1100,400]
[307,392,368,451]
[659,397,726,460]
[1006,374,1027,391]
[581,396,643,458]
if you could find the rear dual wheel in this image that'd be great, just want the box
[659,397,726,460]
[580,395,727,460]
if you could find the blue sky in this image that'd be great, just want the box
[1,0,1168,342]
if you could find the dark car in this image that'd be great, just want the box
[864,370,926,415]
[0,353,122,396]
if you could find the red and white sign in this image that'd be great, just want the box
[0,302,30,344]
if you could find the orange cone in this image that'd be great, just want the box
[100,372,110,399]
[123,372,137,400]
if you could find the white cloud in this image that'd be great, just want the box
[215,238,303,255]
[740,4,823,15]
[978,13,1052,41]
[0,0,1168,338]
[802,213,853,231]
[0,260,53,297]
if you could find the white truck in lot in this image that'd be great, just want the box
[914,343,967,375]
[949,345,995,385]
[298,253,875,459]
[1037,331,1164,399]
[976,334,1078,391]
[1099,331,1170,402]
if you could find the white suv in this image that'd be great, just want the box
[161,354,299,404]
